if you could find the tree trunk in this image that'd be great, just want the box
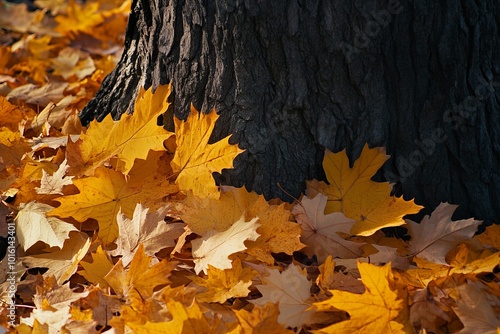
[80,0,500,224]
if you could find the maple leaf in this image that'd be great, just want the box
[49,156,178,244]
[15,202,78,251]
[230,303,294,334]
[110,203,185,266]
[104,244,176,303]
[189,258,257,303]
[171,107,244,199]
[252,263,317,328]
[453,281,500,334]
[292,193,363,262]
[78,245,114,289]
[316,256,365,295]
[22,276,90,333]
[409,287,451,333]
[407,203,482,264]
[66,84,174,176]
[0,96,27,131]
[191,216,260,275]
[476,224,500,249]
[308,144,422,236]
[125,300,212,334]
[181,187,304,264]
[35,159,74,195]
[313,262,409,334]
[55,0,104,35]
[21,232,91,284]
[51,47,95,80]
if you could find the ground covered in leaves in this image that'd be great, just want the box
[0,1,499,333]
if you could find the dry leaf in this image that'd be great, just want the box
[171,107,244,199]
[189,258,256,303]
[308,144,422,236]
[15,201,77,250]
[192,216,260,275]
[407,203,482,264]
[110,203,185,266]
[252,263,317,328]
[35,159,74,195]
[313,262,409,333]
[292,193,363,262]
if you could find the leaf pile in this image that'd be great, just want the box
[1,2,499,334]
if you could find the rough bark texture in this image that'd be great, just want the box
[80,0,500,224]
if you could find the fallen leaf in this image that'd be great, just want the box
[171,107,244,199]
[476,224,500,249]
[15,201,77,250]
[292,193,363,261]
[125,299,212,334]
[66,84,174,176]
[189,258,257,303]
[104,244,176,303]
[35,158,74,195]
[453,282,500,334]
[308,144,422,236]
[407,203,481,264]
[191,216,259,275]
[49,161,177,244]
[21,232,91,284]
[230,303,294,334]
[252,263,317,328]
[110,203,185,266]
[78,245,114,289]
[313,262,409,333]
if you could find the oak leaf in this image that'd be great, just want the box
[15,202,77,251]
[292,193,363,262]
[308,144,422,236]
[313,262,408,334]
[191,216,259,274]
[189,258,257,303]
[252,263,317,328]
[171,107,244,199]
[407,203,481,264]
[66,84,174,176]
[110,203,185,266]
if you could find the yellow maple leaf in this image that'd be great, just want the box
[67,84,174,176]
[55,0,104,35]
[125,299,212,334]
[308,144,422,236]
[171,107,244,199]
[180,187,304,264]
[313,262,408,334]
[104,244,176,303]
[78,245,114,289]
[476,224,500,249]
[229,303,294,334]
[49,153,178,244]
[189,258,257,303]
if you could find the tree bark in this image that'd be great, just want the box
[80,0,500,224]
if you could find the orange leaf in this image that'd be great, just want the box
[313,262,409,333]
[308,144,422,236]
[171,107,244,199]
